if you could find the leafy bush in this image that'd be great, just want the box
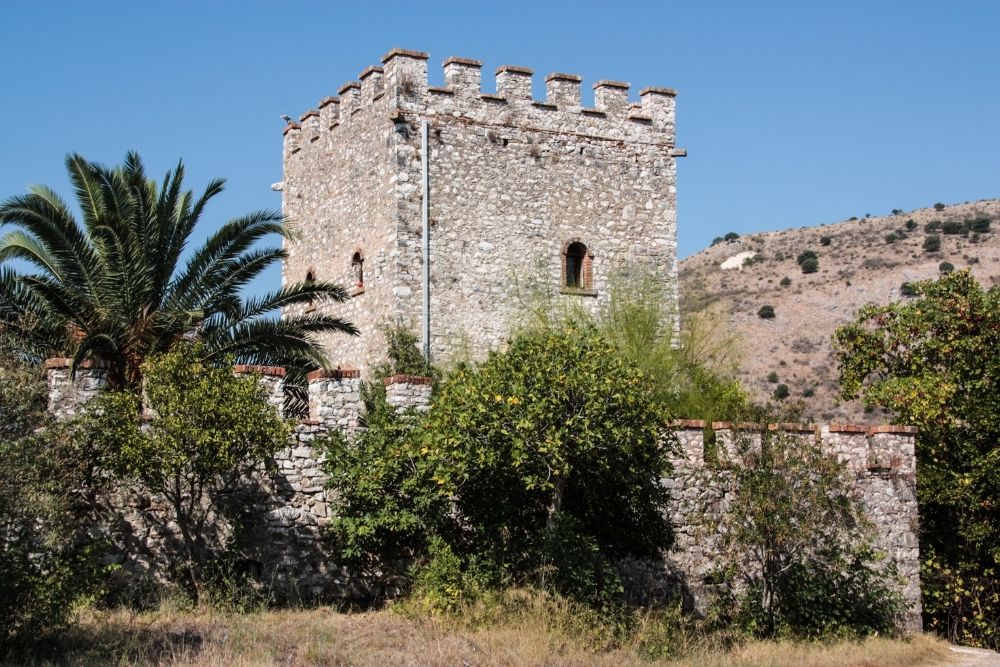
[923,235,941,252]
[884,232,900,244]
[820,236,831,246]
[925,220,942,232]
[772,384,789,400]
[796,250,817,265]
[0,356,107,647]
[88,345,289,603]
[939,261,955,274]
[802,387,815,398]
[709,432,902,638]
[969,217,991,233]
[800,257,819,274]
[327,322,676,609]
[779,276,792,287]
[742,253,765,268]
[891,208,903,215]
[905,219,917,230]
[766,371,779,383]
[933,202,946,211]
[941,221,966,235]
[724,232,740,242]
[711,236,723,246]
[757,305,775,319]
[835,271,1000,649]
[900,282,919,297]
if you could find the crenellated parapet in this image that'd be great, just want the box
[282,47,681,162]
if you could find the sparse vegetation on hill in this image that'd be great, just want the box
[679,198,1000,422]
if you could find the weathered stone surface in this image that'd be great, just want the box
[281,49,680,373]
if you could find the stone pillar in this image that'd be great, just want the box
[443,57,482,97]
[306,368,362,435]
[593,80,630,114]
[495,65,533,101]
[44,358,110,420]
[545,72,582,108]
[383,374,432,413]
[233,365,286,416]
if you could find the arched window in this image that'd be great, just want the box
[562,240,594,292]
[351,251,364,287]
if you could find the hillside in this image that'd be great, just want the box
[679,199,1000,423]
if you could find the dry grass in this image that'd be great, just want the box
[7,599,953,667]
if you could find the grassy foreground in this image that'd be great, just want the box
[6,595,952,667]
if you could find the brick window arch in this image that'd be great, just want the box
[561,239,594,291]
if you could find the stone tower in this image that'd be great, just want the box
[280,48,684,373]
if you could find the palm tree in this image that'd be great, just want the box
[0,151,356,388]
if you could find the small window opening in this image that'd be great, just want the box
[305,270,316,284]
[565,242,587,288]
[351,252,364,287]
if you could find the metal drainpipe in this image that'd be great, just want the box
[420,119,431,362]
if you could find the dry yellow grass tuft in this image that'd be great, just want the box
[10,601,953,667]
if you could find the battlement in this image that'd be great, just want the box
[283,47,680,157]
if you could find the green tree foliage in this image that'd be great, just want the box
[87,345,289,602]
[710,432,901,638]
[834,271,1000,648]
[800,257,819,274]
[923,235,942,252]
[0,152,356,387]
[757,305,775,319]
[724,232,740,242]
[772,384,789,400]
[820,236,832,246]
[325,324,676,609]
[0,356,106,648]
[420,324,675,605]
[939,261,955,274]
[779,276,792,287]
[594,272,750,424]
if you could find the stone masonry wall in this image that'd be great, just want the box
[44,358,109,420]
[45,364,920,632]
[281,48,683,373]
[656,420,921,633]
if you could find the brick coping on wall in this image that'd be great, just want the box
[233,364,287,377]
[44,357,111,370]
[383,374,433,386]
[306,368,362,381]
[668,419,916,436]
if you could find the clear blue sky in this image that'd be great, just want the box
[2,1,998,294]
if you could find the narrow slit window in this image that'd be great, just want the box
[351,251,364,287]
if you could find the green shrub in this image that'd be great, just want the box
[905,219,917,230]
[772,384,789,400]
[891,208,903,215]
[802,388,815,398]
[742,253,765,268]
[711,236,723,246]
[800,257,819,274]
[970,217,991,233]
[933,202,946,211]
[328,322,675,609]
[884,232,899,244]
[923,235,941,252]
[939,261,955,274]
[708,432,902,638]
[779,277,792,287]
[724,232,740,242]
[766,371,779,383]
[757,305,775,319]
[796,250,817,265]
[820,236,831,246]
[0,356,107,647]
[925,220,942,232]
[942,221,966,235]
[88,345,289,603]
[901,282,919,297]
